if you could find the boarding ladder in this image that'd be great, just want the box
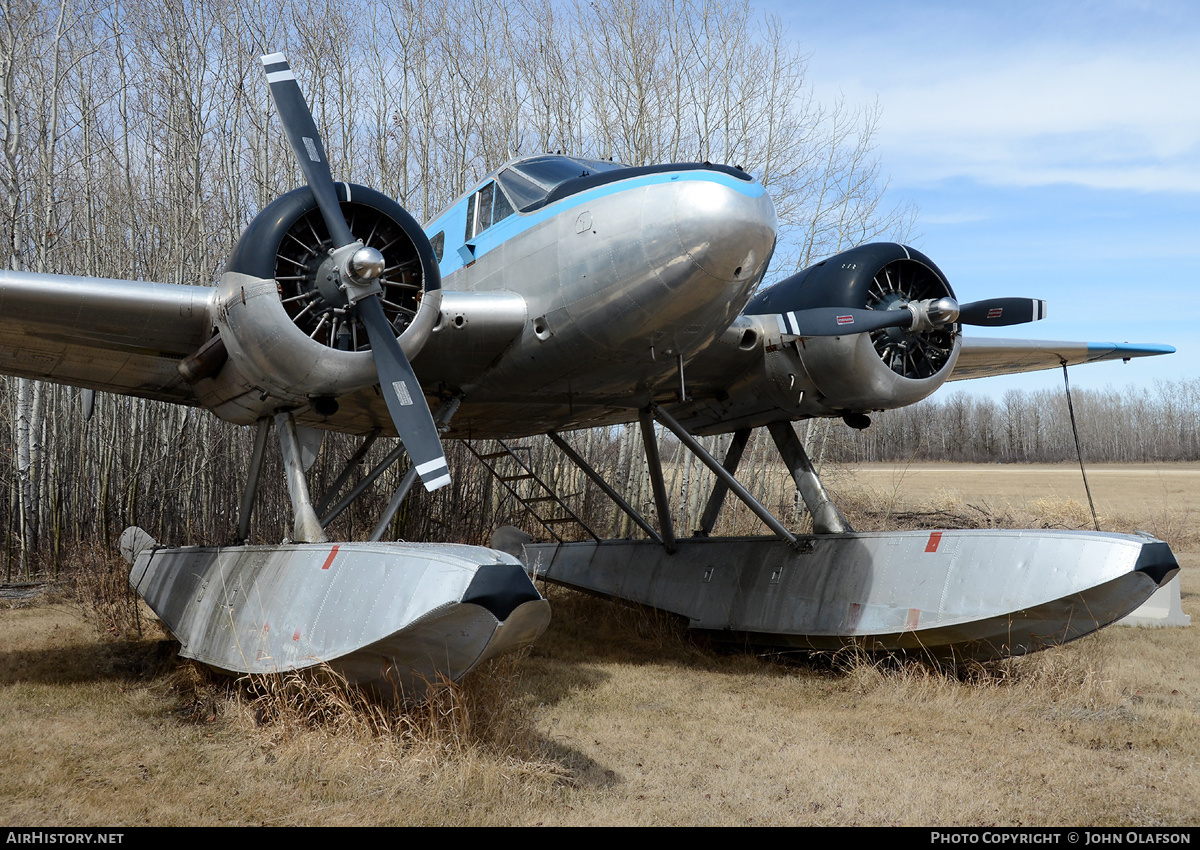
[465,439,600,543]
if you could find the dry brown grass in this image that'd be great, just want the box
[2,463,1197,825]
[830,629,1119,706]
[231,655,559,765]
[841,461,1200,549]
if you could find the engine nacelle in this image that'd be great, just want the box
[747,243,961,414]
[195,184,441,422]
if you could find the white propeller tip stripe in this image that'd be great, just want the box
[260,52,287,65]
[416,459,448,476]
[422,473,452,492]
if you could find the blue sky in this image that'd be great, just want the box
[756,0,1200,399]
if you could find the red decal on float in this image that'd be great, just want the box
[925,532,942,552]
[846,602,862,631]
[322,545,339,570]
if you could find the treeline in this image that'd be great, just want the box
[1,0,917,575]
[0,388,793,578]
[3,377,1198,582]
[812,380,1200,464]
[1,0,913,283]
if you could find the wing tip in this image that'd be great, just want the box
[1090,342,1176,358]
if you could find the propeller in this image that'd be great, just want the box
[957,297,1048,327]
[774,296,1047,338]
[261,52,450,492]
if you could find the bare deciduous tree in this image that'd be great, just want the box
[0,0,928,576]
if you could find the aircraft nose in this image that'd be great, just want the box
[673,174,777,283]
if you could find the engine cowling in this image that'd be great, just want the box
[196,183,441,422]
[746,243,961,414]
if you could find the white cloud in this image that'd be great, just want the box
[799,8,1200,193]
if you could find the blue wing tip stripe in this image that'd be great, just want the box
[1087,342,1176,358]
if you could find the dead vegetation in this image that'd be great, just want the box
[69,543,149,641]
[829,632,1118,706]
[838,461,1200,550]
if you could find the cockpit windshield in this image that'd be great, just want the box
[496,156,628,212]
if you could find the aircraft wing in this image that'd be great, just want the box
[0,270,212,404]
[948,337,1176,382]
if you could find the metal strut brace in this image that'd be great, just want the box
[1061,361,1101,532]
[320,441,407,528]
[546,430,662,544]
[639,406,677,553]
[318,398,460,530]
[368,466,419,542]
[236,417,272,543]
[697,428,751,536]
[766,420,852,534]
[314,430,380,516]
[650,406,798,547]
[368,396,460,541]
[276,410,328,543]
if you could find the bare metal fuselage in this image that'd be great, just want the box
[406,167,783,438]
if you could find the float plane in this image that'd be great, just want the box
[0,54,1179,690]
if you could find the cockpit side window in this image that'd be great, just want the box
[464,181,515,241]
[496,156,628,212]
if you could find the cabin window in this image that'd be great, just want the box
[430,230,445,263]
[464,181,516,241]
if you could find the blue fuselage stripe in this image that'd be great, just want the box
[425,168,765,280]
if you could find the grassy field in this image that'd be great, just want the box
[1,463,1197,826]
[846,462,1200,544]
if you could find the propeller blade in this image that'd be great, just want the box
[357,297,451,492]
[261,51,450,492]
[260,53,353,247]
[776,306,913,337]
[958,298,1047,327]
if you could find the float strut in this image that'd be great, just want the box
[767,420,852,534]
[276,410,328,543]
[697,427,751,536]
[236,417,271,543]
[651,408,797,547]
[639,406,676,553]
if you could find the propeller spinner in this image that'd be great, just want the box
[261,52,450,492]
